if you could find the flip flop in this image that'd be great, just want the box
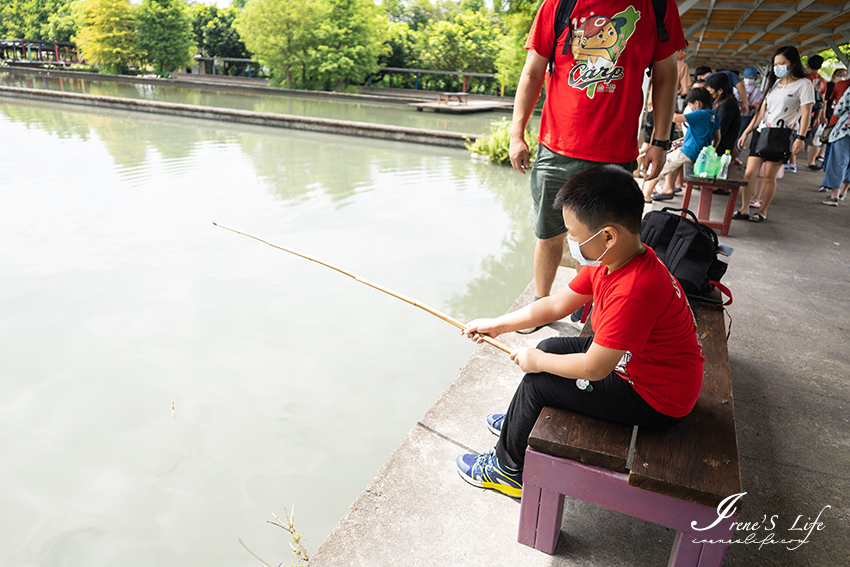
[651,191,675,201]
[748,214,767,223]
[732,211,750,220]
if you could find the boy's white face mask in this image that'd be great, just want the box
[567,229,608,267]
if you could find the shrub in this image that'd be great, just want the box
[467,116,537,165]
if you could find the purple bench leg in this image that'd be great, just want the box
[519,449,736,564]
[518,481,565,553]
[669,530,731,567]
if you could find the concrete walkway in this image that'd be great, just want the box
[311,164,849,566]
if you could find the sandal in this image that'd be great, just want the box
[748,213,767,223]
[651,191,675,201]
[749,199,762,208]
[732,211,750,220]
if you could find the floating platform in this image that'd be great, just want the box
[409,100,513,114]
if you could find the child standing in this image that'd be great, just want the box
[456,165,705,498]
[645,87,721,201]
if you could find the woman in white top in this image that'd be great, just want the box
[736,46,815,222]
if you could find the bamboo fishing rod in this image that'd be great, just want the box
[213,222,513,354]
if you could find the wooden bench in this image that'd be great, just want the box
[437,92,469,105]
[518,301,741,566]
[681,163,747,237]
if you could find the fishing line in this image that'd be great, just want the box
[213,222,513,354]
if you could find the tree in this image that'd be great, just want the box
[309,0,389,90]
[494,8,535,93]
[236,0,319,87]
[419,10,503,74]
[190,5,247,60]
[0,0,77,41]
[135,0,193,77]
[238,0,388,90]
[74,0,138,73]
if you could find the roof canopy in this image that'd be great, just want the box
[680,0,850,71]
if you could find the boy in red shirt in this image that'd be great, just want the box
[457,165,704,498]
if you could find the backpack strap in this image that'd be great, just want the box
[550,0,578,75]
[651,0,669,44]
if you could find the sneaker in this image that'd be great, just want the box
[840,192,848,201]
[818,186,829,192]
[785,164,797,173]
[822,197,839,206]
[486,413,505,436]
[456,449,523,498]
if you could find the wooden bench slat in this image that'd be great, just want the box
[529,409,632,472]
[627,303,741,507]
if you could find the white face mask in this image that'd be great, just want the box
[743,78,755,86]
[567,229,608,267]
[774,64,789,78]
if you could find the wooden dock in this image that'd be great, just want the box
[409,100,512,114]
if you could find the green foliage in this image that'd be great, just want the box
[467,117,537,165]
[494,9,534,94]
[238,0,388,90]
[0,0,77,40]
[135,0,193,77]
[236,0,318,87]
[310,0,390,90]
[416,9,503,91]
[189,4,247,60]
[74,0,138,74]
[378,20,418,69]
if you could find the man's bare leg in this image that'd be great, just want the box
[533,233,567,298]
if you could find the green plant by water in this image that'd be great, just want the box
[467,117,538,166]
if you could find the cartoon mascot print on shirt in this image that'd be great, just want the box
[566,6,641,98]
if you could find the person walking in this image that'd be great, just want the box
[735,46,815,223]
[737,67,764,142]
[508,0,685,330]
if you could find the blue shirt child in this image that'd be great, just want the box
[680,109,720,162]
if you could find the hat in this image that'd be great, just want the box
[743,67,758,78]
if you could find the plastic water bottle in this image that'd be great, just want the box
[717,150,731,180]
[706,146,720,178]
[694,147,709,177]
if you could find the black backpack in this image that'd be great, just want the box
[550,0,670,75]
[641,207,727,298]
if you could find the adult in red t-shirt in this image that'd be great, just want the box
[508,0,685,312]
[803,55,828,169]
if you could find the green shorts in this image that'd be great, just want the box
[530,145,638,240]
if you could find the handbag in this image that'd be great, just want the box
[820,124,834,145]
[753,118,795,161]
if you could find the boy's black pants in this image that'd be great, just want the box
[495,336,687,471]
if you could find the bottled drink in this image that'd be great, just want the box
[717,150,732,180]
[706,146,720,178]
[694,147,709,177]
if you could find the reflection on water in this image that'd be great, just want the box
[0,70,528,136]
[0,98,534,566]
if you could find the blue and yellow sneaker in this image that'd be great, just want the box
[456,449,523,498]
[486,413,505,436]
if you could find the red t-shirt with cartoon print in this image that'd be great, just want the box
[526,0,685,163]
[568,246,704,417]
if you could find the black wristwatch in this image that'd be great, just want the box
[651,138,672,150]
[795,134,806,140]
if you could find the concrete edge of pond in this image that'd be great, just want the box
[0,85,478,148]
[304,266,673,566]
[1,64,438,105]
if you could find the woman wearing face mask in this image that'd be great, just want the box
[705,73,741,162]
[735,46,815,222]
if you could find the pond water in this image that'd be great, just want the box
[0,70,527,136]
[0,98,535,566]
